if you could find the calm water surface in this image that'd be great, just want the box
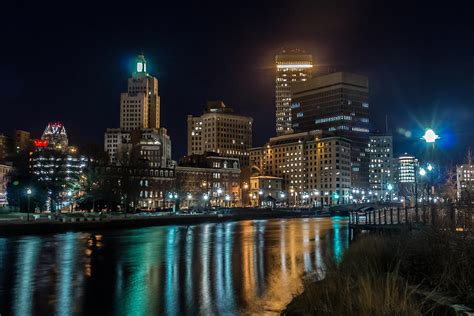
[0,217,348,315]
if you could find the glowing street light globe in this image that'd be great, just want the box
[422,129,439,143]
[26,188,32,195]
[419,168,427,176]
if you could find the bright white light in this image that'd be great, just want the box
[419,168,427,176]
[217,188,223,195]
[225,195,230,201]
[422,129,439,143]
[26,188,32,195]
[387,184,393,191]
[280,193,285,198]
[137,62,143,72]
[258,190,263,195]
[277,64,313,69]
[203,194,209,201]
[427,164,433,171]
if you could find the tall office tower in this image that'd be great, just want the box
[368,134,394,200]
[275,49,313,136]
[120,54,160,130]
[105,54,173,167]
[187,101,253,167]
[397,153,418,183]
[291,72,370,189]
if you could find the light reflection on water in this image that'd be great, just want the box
[0,217,348,315]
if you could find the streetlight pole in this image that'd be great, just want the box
[26,188,32,221]
[422,128,439,225]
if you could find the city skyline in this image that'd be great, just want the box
[1,1,474,164]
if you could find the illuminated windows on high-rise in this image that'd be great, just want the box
[275,49,313,136]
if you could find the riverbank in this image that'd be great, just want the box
[0,208,324,236]
[283,229,474,315]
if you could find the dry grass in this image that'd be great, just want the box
[283,230,474,315]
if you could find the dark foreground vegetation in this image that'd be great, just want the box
[284,229,474,315]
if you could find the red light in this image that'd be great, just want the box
[34,139,48,147]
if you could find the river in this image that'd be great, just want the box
[0,217,349,315]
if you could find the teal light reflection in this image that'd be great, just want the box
[224,223,236,311]
[332,217,343,263]
[13,236,40,316]
[185,227,195,309]
[56,233,77,316]
[164,227,179,315]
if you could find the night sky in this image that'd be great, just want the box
[1,1,474,165]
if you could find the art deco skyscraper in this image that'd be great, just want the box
[105,54,173,166]
[275,49,313,136]
[120,54,160,130]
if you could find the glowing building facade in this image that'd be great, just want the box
[368,134,394,199]
[456,163,474,199]
[248,130,352,206]
[30,122,87,183]
[397,154,418,183]
[275,49,313,136]
[291,72,370,189]
[104,54,173,167]
[187,101,253,167]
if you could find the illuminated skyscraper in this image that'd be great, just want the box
[368,133,394,199]
[275,49,313,136]
[291,72,370,189]
[105,54,173,167]
[120,54,160,130]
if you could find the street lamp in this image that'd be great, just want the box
[26,188,32,221]
[67,190,73,213]
[387,184,393,202]
[421,129,439,143]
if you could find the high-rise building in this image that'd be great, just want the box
[105,54,173,167]
[187,101,253,166]
[291,72,370,189]
[275,49,313,136]
[248,130,352,206]
[397,154,418,183]
[30,123,87,184]
[120,54,160,130]
[456,163,474,199]
[368,134,394,199]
